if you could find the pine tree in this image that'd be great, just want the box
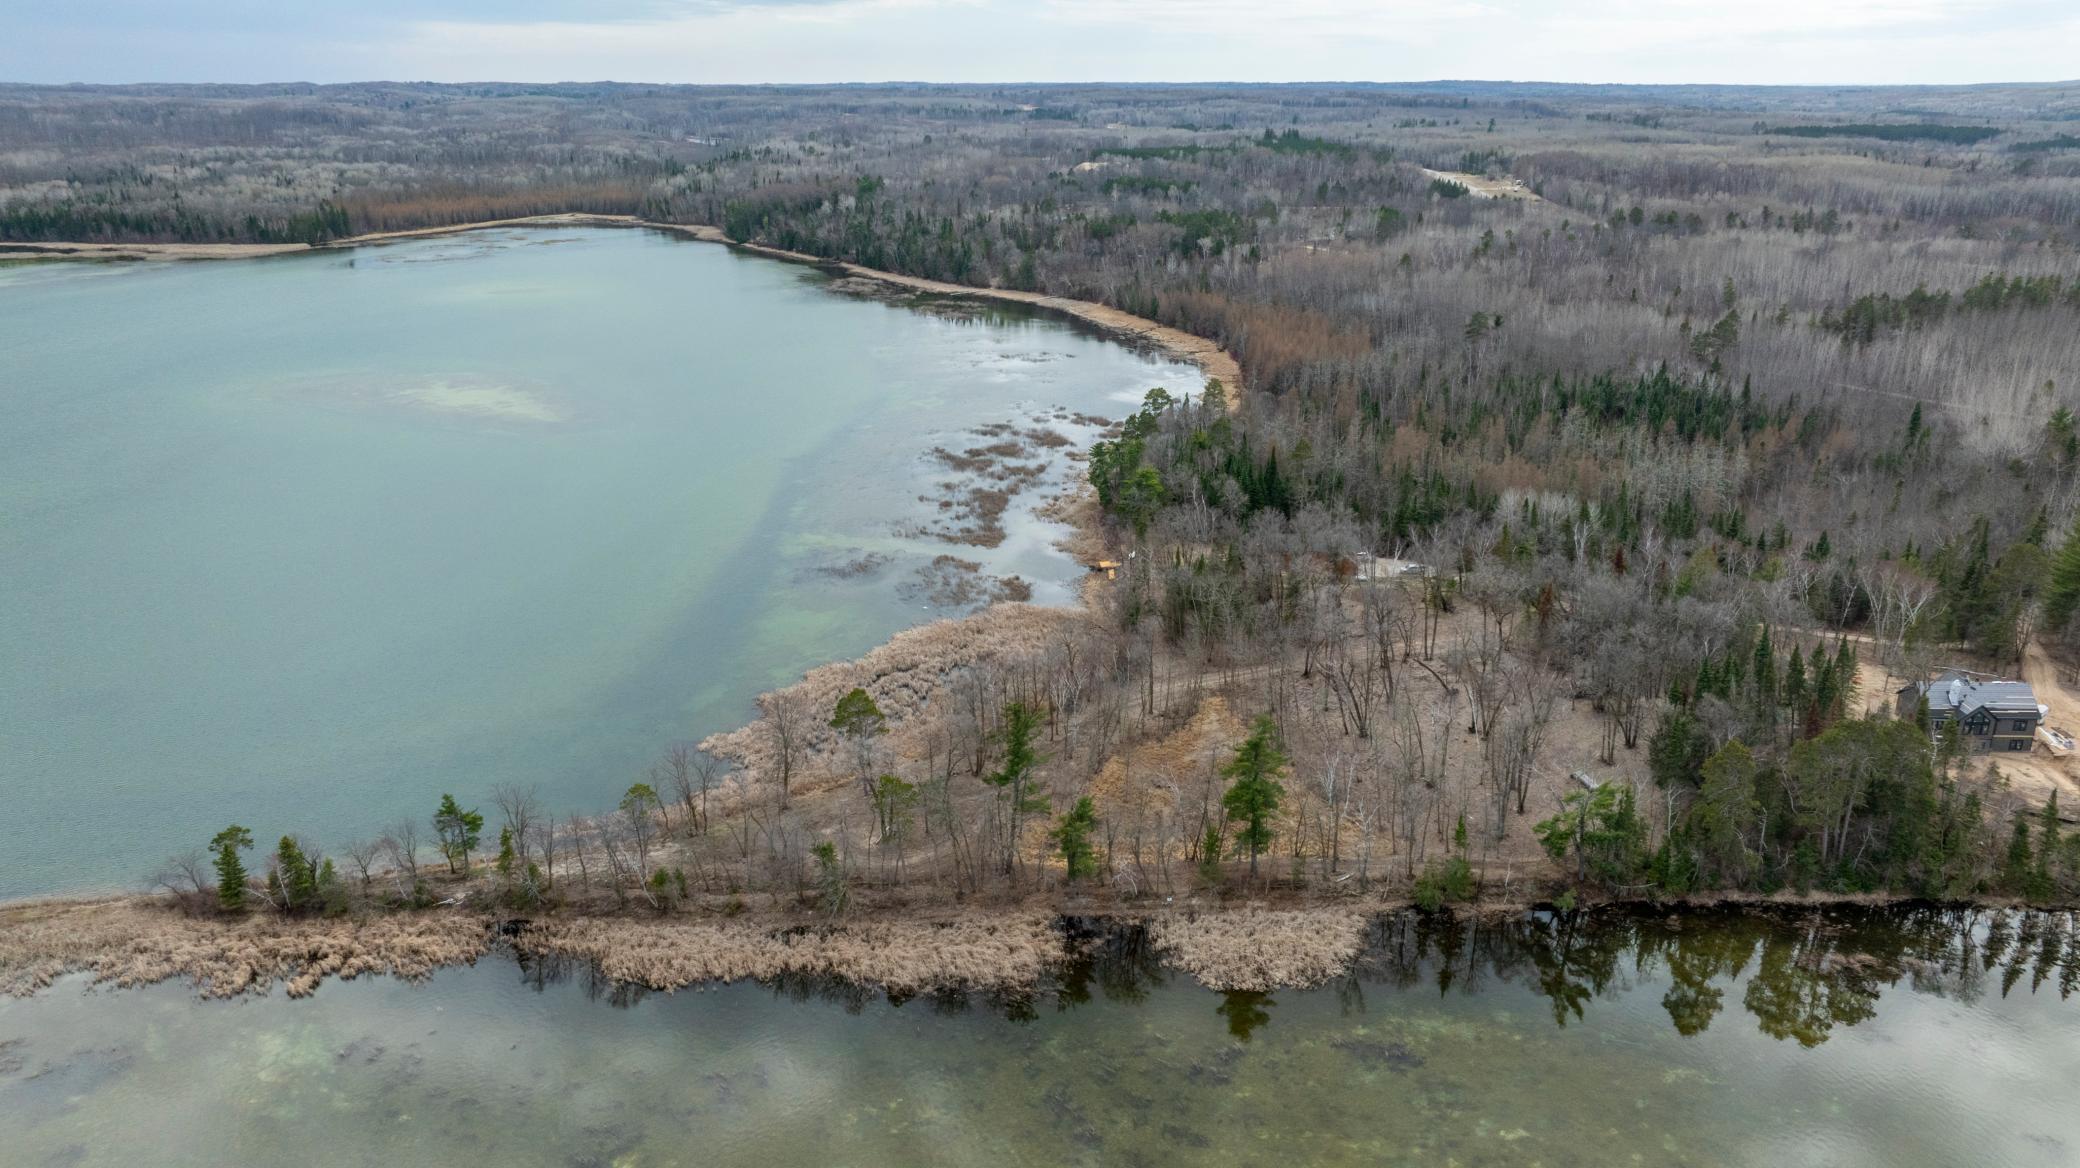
[432,794,485,875]
[275,836,317,912]
[2039,792,2063,895]
[2002,816,2035,896]
[210,825,254,912]
[1751,625,1777,713]
[830,687,889,799]
[316,858,345,916]
[1050,796,1101,883]
[986,702,1050,878]
[1220,716,1289,877]
[2044,515,2080,634]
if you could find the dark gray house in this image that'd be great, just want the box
[1895,670,2044,753]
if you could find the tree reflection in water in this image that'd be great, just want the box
[1216,991,1275,1041]
[503,906,2079,1047]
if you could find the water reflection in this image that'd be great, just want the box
[505,906,2079,1049]
[6,906,2078,1168]
[1215,991,1274,1041]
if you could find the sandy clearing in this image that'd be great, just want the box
[1420,167,1540,201]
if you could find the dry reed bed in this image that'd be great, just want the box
[1150,909,1370,991]
[512,914,1065,994]
[0,899,491,999]
[4,897,1389,1002]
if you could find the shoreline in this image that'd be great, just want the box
[14,215,2058,1008]
[0,211,1259,992]
[0,211,1223,911]
[1,213,1245,399]
[3,889,2060,1003]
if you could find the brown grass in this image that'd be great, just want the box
[1150,908,1369,990]
[514,913,1064,994]
[0,898,489,999]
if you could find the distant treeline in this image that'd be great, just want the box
[1763,123,2003,144]
[0,199,350,245]
[1818,272,2080,345]
[2012,134,2080,153]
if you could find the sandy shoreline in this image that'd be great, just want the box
[2,213,1245,398]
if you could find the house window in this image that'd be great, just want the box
[2011,720,2033,733]
[2008,739,2029,751]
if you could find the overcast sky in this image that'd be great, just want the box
[3,0,2074,87]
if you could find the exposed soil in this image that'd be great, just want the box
[1419,168,1541,201]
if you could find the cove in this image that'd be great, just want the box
[2,906,2076,1167]
[0,227,1198,899]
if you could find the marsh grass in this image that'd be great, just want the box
[513,914,1066,994]
[1151,909,1368,991]
[0,899,489,999]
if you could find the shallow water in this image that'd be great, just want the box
[0,228,1196,898]
[1,907,2074,1167]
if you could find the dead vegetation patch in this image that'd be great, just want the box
[1150,908,1369,990]
[513,914,1063,994]
[901,554,1033,609]
[812,551,893,579]
[0,899,490,999]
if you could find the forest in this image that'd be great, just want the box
[7,79,2079,915]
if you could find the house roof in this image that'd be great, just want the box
[1902,672,2040,717]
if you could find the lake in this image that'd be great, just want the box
[0,227,1197,899]
[1,906,2075,1167]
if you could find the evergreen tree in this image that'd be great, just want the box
[871,774,920,843]
[986,702,1050,878]
[316,858,346,916]
[275,836,318,912]
[1689,742,1761,886]
[1050,796,1101,882]
[1534,784,1647,885]
[1198,821,1225,885]
[1751,625,1777,712]
[2036,792,2063,897]
[2002,815,2036,897]
[210,825,254,912]
[432,793,485,875]
[830,686,888,798]
[1220,715,1288,877]
[2042,514,2080,634]
[1648,708,1711,789]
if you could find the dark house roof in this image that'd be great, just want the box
[1898,671,2041,719]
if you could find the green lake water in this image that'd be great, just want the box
[1,907,2075,1167]
[0,227,1196,899]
